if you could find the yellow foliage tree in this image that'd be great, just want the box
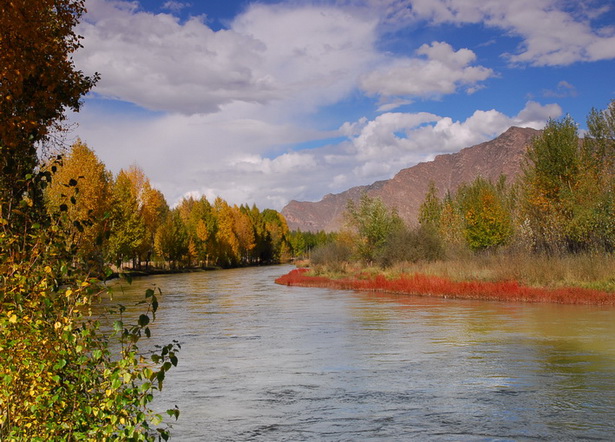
[45,140,112,271]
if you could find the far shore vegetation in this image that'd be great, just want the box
[288,102,615,299]
[44,140,296,274]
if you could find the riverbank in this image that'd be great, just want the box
[105,266,221,281]
[275,268,615,305]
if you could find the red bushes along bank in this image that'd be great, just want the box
[275,268,615,305]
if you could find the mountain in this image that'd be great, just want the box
[281,126,540,232]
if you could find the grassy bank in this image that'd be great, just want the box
[310,252,615,292]
[277,253,615,305]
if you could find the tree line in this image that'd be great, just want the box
[44,141,296,273]
[311,101,615,268]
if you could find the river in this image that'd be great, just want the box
[102,265,615,441]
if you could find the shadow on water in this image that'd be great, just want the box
[97,265,615,441]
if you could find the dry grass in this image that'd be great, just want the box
[386,252,615,292]
[308,251,615,293]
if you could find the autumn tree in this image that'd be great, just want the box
[107,170,146,268]
[437,192,465,246]
[154,209,188,269]
[457,177,513,251]
[0,0,98,213]
[262,209,292,263]
[233,206,256,264]
[44,140,112,271]
[213,198,240,267]
[139,184,169,269]
[520,116,581,252]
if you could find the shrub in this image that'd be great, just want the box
[0,175,180,440]
[377,225,445,267]
[310,240,353,269]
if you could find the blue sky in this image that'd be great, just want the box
[69,0,615,210]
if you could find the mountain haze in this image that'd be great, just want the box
[281,126,540,232]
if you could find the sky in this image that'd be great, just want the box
[68,0,615,210]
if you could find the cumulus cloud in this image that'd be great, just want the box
[76,0,378,115]
[337,101,561,185]
[341,0,615,65]
[360,41,494,106]
[379,0,615,66]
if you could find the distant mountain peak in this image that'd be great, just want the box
[281,126,540,232]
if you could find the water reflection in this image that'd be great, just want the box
[98,266,615,441]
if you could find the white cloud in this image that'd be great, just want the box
[162,1,189,12]
[76,0,379,115]
[378,0,615,66]
[360,41,494,105]
[338,101,561,187]
[542,80,578,98]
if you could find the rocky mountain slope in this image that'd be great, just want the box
[281,126,540,232]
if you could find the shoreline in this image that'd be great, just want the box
[275,268,615,306]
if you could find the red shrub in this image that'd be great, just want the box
[275,269,615,305]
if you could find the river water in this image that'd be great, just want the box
[102,265,615,441]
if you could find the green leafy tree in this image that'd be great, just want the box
[520,116,581,252]
[584,100,615,173]
[573,100,615,251]
[345,194,403,263]
[418,181,442,229]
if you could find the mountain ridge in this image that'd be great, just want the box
[281,126,540,232]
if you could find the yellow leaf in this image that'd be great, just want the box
[8,314,17,324]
